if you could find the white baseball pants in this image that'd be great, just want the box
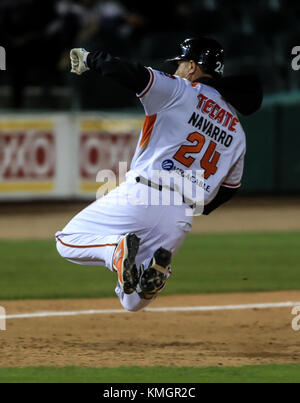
[55,179,193,311]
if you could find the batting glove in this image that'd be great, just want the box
[70,48,90,75]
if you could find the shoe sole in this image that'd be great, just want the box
[122,233,140,294]
[139,247,172,295]
[154,247,172,267]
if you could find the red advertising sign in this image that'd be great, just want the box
[80,131,137,179]
[0,132,55,180]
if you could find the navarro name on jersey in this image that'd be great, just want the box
[187,92,240,148]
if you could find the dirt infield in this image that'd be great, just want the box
[1,291,300,368]
[1,197,300,369]
[1,196,300,239]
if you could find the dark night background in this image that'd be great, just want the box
[0,0,299,110]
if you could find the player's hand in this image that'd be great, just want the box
[70,48,90,75]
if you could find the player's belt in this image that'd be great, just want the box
[135,176,196,209]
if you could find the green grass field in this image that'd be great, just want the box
[0,364,300,383]
[1,231,300,383]
[0,232,300,300]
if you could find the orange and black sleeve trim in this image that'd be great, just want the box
[137,68,155,98]
[222,181,241,188]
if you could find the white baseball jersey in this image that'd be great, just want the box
[56,65,247,313]
[129,67,246,205]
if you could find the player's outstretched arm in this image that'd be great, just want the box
[70,48,151,94]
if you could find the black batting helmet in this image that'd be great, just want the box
[166,37,225,78]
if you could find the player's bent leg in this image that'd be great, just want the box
[112,233,140,294]
[56,231,141,295]
[114,208,192,312]
[55,232,121,270]
[115,247,172,312]
[115,288,153,312]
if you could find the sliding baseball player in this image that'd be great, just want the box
[56,37,262,312]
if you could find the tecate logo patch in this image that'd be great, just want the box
[161,159,174,171]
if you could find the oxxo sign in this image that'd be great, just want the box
[0,120,56,195]
[0,132,55,180]
[80,132,136,178]
[78,118,143,193]
[0,114,143,198]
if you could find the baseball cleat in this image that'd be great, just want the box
[136,247,172,300]
[112,233,140,294]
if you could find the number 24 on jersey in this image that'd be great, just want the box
[173,131,220,180]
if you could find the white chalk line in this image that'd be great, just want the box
[1,301,300,320]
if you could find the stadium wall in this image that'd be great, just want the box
[0,102,298,200]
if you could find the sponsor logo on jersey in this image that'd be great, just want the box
[161,159,210,192]
[197,93,239,132]
[162,159,174,171]
[172,165,211,192]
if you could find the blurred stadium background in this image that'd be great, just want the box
[0,0,299,199]
[1,0,300,107]
[1,0,300,383]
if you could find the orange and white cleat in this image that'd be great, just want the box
[112,233,140,294]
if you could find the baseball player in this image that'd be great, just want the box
[56,37,262,312]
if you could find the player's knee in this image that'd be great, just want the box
[56,238,68,260]
[118,297,144,312]
[119,295,152,312]
[123,304,143,313]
